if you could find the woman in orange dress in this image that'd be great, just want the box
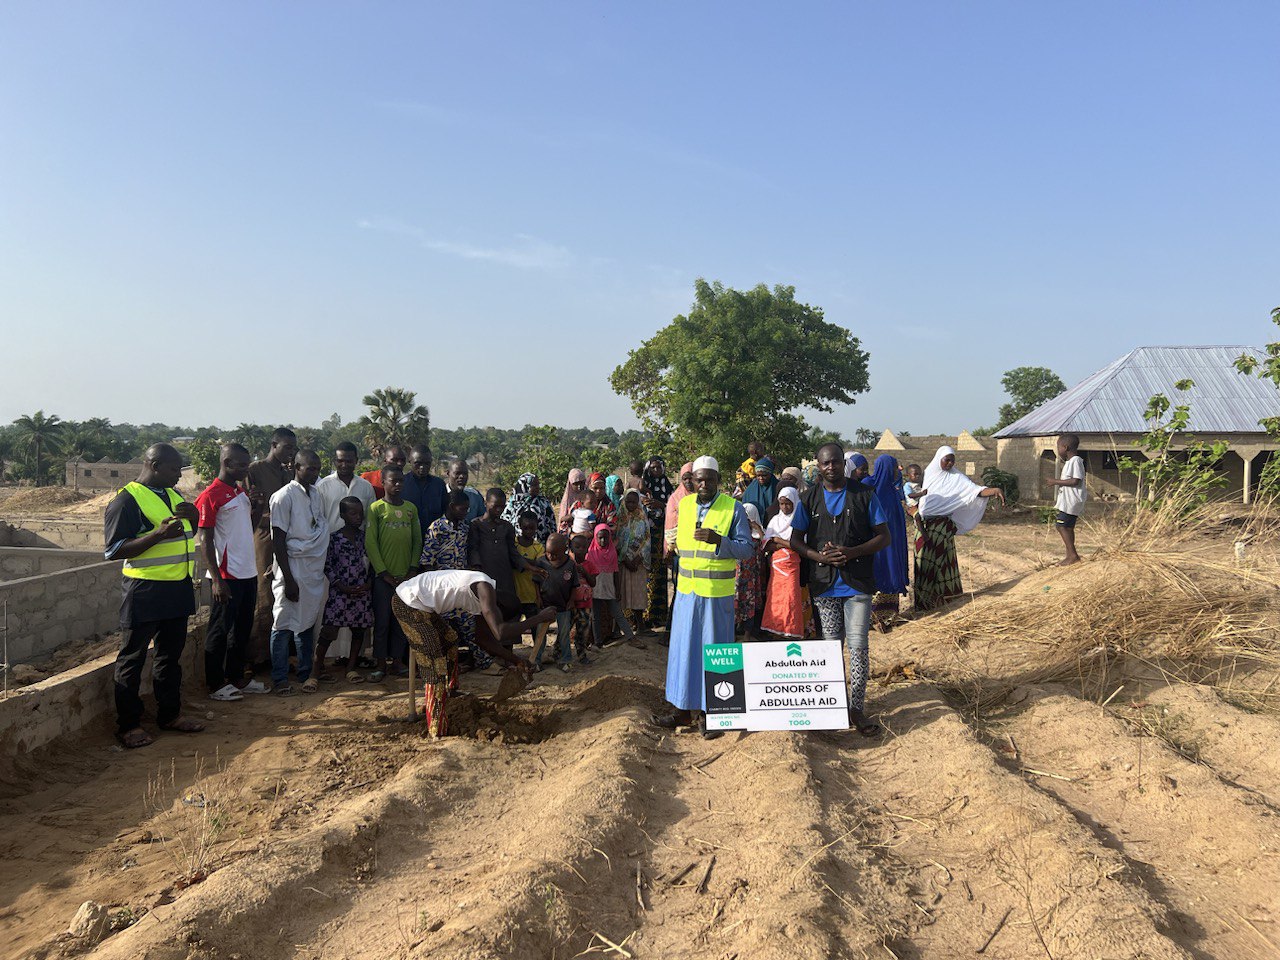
[760,486,810,638]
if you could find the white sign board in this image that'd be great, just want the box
[703,640,849,732]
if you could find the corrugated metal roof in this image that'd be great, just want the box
[993,346,1278,438]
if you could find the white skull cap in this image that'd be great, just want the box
[692,455,719,474]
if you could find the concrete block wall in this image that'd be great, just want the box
[0,519,105,550]
[0,621,205,756]
[0,560,124,663]
[0,547,101,580]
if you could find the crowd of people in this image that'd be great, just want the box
[103,428,1088,747]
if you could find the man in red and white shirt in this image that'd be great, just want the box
[197,443,268,700]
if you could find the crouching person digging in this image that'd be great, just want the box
[393,570,554,737]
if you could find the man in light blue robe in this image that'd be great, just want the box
[654,456,754,739]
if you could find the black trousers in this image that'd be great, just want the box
[204,578,257,691]
[114,616,189,733]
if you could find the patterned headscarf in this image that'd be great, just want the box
[502,472,556,542]
[617,488,651,564]
[644,457,674,504]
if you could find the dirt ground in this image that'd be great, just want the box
[1,515,1277,960]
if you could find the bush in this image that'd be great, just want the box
[981,466,1020,505]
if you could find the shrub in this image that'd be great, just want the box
[981,466,1020,505]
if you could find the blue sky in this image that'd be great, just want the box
[2,2,1277,438]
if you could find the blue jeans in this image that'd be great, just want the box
[554,610,574,664]
[270,627,314,686]
[813,594,871,713]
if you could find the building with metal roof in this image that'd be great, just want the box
[992,346,1278,504]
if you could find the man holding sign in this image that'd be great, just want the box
[788,442,890,736]
[653,456,755,739]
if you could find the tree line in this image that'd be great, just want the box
[1,280,1082,490]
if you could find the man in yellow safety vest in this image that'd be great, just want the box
[103,443,206,748]
[652,455,754,739]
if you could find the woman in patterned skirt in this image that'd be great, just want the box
[640,457,674,627]
[914,446,1005,611]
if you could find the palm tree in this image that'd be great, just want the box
[62,425,101,492]
[13,410,65,487]
[81,417,115,458]
[232,423,274,459]
[358,388,430,459]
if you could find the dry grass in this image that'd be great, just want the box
[914,485,1280,712]
[144,754,229,884]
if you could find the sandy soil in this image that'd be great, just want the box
[1,517,1277,960]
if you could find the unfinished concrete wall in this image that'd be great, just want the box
[0,560,123,663]
[0,547,100,580]
[0,621,205,756]
[0,519,104,550]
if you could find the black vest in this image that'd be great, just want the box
[797,483,876,596]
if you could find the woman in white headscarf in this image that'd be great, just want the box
[760,486,811,638]
[914,446,1005,611]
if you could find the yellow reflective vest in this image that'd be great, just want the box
[120,481,196,580]
[675,492,737,598]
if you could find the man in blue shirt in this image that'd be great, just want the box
[788,442,889,736]
[405,445,449,532]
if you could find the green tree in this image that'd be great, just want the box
[503,425,575,490]
[1118,379,1227,511]
[1235,307,1280,496]
[853,427,879,447]
[188,439,221,483]
[13,410,65,486]
[609,280,870,469]
[804,424,845,454]
[230,423,275,460]
[995,366,1067,430]
[0,431,14,482]
[359,387,430,460]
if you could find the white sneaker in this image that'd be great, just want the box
[239,680,270,694]
[209,684,243,702]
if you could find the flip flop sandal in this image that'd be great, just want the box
[301,678,319,693]
[158,718,205,733]
[116,728,154,749]
[345,671,365,683]
[317,672,338,684]
[367,671,386,683]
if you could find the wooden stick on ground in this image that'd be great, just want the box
[667,861,700,886]
[976,907,1013,954]
[591,930,634,958]
[406,655,417,721]
[696,854,716,894]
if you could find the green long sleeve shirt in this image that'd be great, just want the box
[365,499,422,578]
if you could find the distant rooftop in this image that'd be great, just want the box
[993,345,1277,438]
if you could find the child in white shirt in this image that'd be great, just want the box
[1045,434,1086,565]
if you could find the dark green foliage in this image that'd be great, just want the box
[1235,307,1280,497]
[980,466,1021,505]
[610,280,871,469]
[995,367,1067,430]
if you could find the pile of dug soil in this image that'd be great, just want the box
[0,487,92,514]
